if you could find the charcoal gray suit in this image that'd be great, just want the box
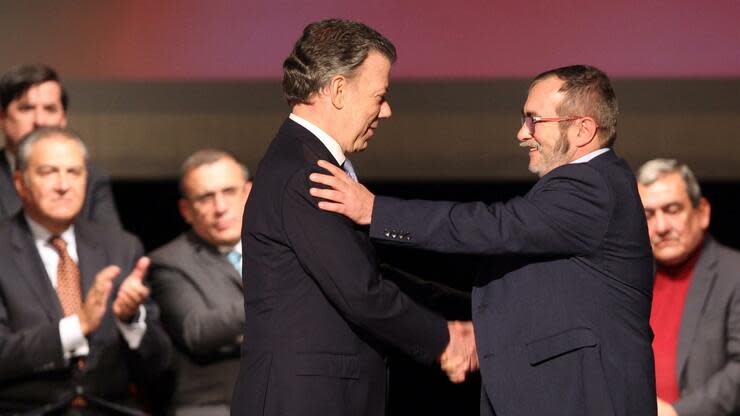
[0,214,172,414]
[672,237,740,416]
[149,230,244,415]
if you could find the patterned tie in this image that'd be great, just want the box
[342,159,358,182]
[226,250,242,276]
[49,236,83,317]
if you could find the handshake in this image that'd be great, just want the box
[440,321,479,383]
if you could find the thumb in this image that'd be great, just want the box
[129,257,150,282]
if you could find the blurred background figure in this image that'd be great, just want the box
[0,127,171,415]
[148,149,251,416]
[638,158,740,416]
[0,63,120,226]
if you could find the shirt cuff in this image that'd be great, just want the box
[115,305,148,350]
[59,315,89,359]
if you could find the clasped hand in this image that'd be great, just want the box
[441,321,479,383]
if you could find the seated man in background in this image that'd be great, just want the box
[0,127,172,414]
[0,63,120,225]
[637,158,740,416]
[148,149,251,416]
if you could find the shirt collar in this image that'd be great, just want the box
[289,113,346,165]
[571,148,610,164]
[218,240,242,255]
[25,214,76,249]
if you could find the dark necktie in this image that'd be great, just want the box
[49,235,83,316]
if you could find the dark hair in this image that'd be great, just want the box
[282,18,396,106]
[532,65,618,147]
[16,127,88,172]
[0,64,68,112]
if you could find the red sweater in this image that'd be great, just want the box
[650,248,702,403]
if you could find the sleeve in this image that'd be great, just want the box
[0,300,68,382]
[280,168,449,365]
[379,263,472,321]
[672,278,740,416]
[369,165,611,257]
[148,261,243,361]
[85,163,122,228]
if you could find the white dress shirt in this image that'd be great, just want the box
[571,148,610,164]
[289,113,345,165]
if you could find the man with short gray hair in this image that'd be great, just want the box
[233,18,475,416]
[638,158,740,416]
[0,127,171,414]
[149,149,252,416]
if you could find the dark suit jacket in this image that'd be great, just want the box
[370,150,657,416]
[0,148,121,227]
[672,237,740,416]
[0,214,172,414]
[148,230,244,410]
[231,119,449,416]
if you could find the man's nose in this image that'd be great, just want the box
[213,192,228,213]
[379,101,391,119]
[516,121,531,142]
[653,211,670,234]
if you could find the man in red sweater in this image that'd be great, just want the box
[638,159,740,416]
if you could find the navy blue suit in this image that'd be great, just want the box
[232,119,449,416]
[370,151,656,416]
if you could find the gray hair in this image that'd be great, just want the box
[636,158,702,207]
[179,149,250,196]
[16,127,88,172]
[282,18,396,106]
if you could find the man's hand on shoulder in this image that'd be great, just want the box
[309,160,374,225]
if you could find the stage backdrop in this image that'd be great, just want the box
[1,1,739,179]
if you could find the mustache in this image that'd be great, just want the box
[519,140,541,151]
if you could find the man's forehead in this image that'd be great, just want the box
[639,174,691,204]
[185,161,243,189]
[14,81,63,103]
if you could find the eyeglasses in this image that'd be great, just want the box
[521,115,584,135]
[188,185,245,208]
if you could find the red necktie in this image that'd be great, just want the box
[49,235,83,316]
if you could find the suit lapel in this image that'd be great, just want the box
[189,232,243,290]
[75,222,107,296]
[10,215,64,320]
[676,238,718,382]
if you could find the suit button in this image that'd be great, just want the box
[384,229,390,238]
[390,230,398,238]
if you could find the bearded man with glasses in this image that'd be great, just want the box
[310,65,656,416]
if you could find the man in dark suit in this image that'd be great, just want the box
[311,65,656,415]
[149,149,252,416]
[232,19,476,416]
[0,63,120,225]
[0,127,172,414]
[637,158,740,416]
